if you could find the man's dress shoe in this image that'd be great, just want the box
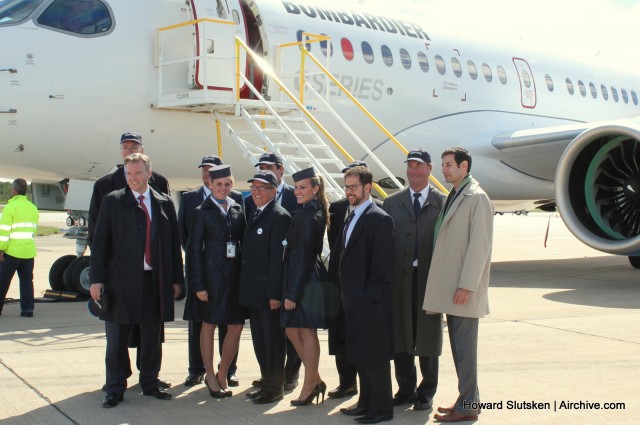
[252,391,283,404]
[328,384,358,399]
[184,373,204,386]
[102,393,123,408]
[251,378,264,387]
[246,389,262,399]
[413,395,433,411]
[142,387,172,400]
[355,414,393,424]
[437,404,455,414]
[284,379,298,391]
[158,379,171,389]
[434,411,479,422]
[227,373,239,387]
[392,392,417,406]
[340,405,369,416]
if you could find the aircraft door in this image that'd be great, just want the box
[513,58,536,108]
[188,0,247,91]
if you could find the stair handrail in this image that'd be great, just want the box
[235,36,389,198]
[283,32,449,194]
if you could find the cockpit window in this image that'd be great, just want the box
[37,0,111,35]
[0,0,45,25]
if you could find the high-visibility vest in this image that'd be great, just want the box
[0,194,39,259]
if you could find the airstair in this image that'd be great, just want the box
[154,18,447,200]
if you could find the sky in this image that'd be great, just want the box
[318,0,640,69]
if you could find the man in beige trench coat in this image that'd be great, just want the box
[423,147,493,423]
[382,149,446,412]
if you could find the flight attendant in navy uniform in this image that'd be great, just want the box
[281,167,330,406]
[188,165,247,398]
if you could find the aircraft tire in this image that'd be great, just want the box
[63,256,91,298]
[49,255,76,291]
[628,256,640,269]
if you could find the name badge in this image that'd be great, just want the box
[227,241,236,258]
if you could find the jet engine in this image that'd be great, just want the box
[555,120,640,262]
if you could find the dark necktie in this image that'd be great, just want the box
[413,193,421,261]
[342,209,355,248]
[138,195,152,266]
[253,208,261,221]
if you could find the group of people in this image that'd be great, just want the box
[86,131,493,424]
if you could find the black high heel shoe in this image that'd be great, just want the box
[290,385,321,406]
[318,381,326,403]
[205,376,226,399]
[216,372,232,397]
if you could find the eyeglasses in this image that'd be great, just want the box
[342,184,362,192]
[249,185,274,192]
[121,145,141,152]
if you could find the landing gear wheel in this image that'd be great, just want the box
[49,255,76,291]
[629,256,640,269]
[63,256,91,298]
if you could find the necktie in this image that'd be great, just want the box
[342,209,355,247]
[138,195,152,266]
[413,193,421,261]
[253,208,261,221]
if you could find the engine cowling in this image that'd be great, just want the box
[555,120,640,256]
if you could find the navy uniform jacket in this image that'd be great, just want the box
[238,201,291,309]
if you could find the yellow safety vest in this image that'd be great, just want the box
[0,195,39,259]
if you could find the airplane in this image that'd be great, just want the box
[1,0,639,297]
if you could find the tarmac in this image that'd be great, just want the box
[1,212,638,424]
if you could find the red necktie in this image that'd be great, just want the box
[138,195,152,266]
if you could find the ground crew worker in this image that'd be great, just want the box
[0,178,39,317]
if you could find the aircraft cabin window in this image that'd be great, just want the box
[296,30,311,51]
[321,35,333,57]
[0,0,46,24]
[417,52,429,72]
[482,63,492,82]
[451,57,462,77]
[381,45,393,67]
[341,38,353,61]
[566,78,574,95]
[497,65,507,84]
[361,41,374,64]
[632,91,638,106]
[400,48,411,70]
[612,87,619,102]
[37,0,112,35]
[231,10,240,24]
[601,84,609,100]
[621,88,629,104]
[578,80,586,97]
[521,70,531,88]
[545,74,554,92]
[467,60,478,80]
[435,55,446,75]
[589,82,597,99]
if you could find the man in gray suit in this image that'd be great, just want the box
[424,147,493,423]
[382,149,445,412]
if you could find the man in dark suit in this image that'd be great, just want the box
[88,131,171,390]
[243,152,301,391]
[338,166,395,424]
[178,155,243,388]
[238,170,292,404]
[326,160,382,399]
[90,153,184,408]
[382,149,446,412]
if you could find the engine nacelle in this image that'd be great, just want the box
[555,120,640,256]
